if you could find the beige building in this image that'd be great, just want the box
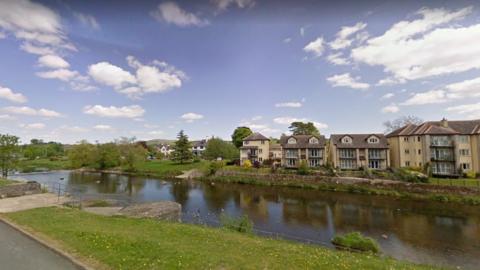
[240,133,270,165]
[279,135,327,168]
[387,118,480,176]
[330,134,390,170]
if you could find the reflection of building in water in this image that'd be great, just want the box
[239,193,268,221]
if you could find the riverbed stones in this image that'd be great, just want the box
[119,201,181,222]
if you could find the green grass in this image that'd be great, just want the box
[0,178,18,187]
[133,160,210,178]
[4,207,438,270]
[428,178,480,188]
[17,158,71,173]
[332,232,380,253]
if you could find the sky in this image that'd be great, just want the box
[2,0,480,144]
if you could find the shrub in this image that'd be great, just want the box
[297,160,310,175]
[392,168,429,183]
[220,214,253,234]
[332,232,380,253]
[465,171,477,179]
[253,160,261,168]
[243,160,252,168]
[208,161,224,176]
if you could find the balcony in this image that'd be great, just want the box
[431,156,454,162]
[339,155,356,159]
[430,137,454,147]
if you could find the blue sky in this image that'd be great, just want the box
[1,0,480,143]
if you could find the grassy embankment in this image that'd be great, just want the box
[17,158,71,173]
[0,178,18,187]
[3,207,438,270]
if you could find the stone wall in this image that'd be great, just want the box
[0,182,42,198]
[216,170,480,196]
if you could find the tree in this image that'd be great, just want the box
[95,143,121,170]
[0,134,20,178]
[203,138,239,160]
[231,127,253,148]
[68,140,96,168]
[171,130,193,164]
[289,122,320,136]
[116,138,147,172]
[383,116,423,133]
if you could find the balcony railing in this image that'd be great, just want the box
[431,156,454,162]
[430,139,453,147]
[339,155,356,159]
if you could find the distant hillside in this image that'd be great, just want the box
[146,139,176,146]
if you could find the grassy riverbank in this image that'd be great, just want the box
[3,207,437,270]
[0,178,18,187]
[204,175,480,205]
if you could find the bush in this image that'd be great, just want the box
[332,232,380,253]
[220,214,253,234]
[465,171,477,179]
[208,161,224,176]
[243,160,252,168]
[253,160,261,168]
[392,168,429,183]
[297,160,310,175]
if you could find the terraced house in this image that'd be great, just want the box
[240,133,270,165]
[387,118,480,177]
[329,134,390,170]
[279,135,327,168]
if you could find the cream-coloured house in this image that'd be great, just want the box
[279,135,327,168]
[240,133,270,165]
[330,134,390,170]
[387,118,480,176]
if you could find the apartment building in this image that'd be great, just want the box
[240,133,270,165]
[279,135,327,168]
[330,134,390,170]
[387,118,480,176]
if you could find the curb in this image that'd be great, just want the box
[0,217,94,270]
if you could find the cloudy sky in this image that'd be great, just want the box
[1,0,480,143]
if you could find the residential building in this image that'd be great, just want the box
[387,118,480,176]
[240,133,270,165]
[279,135,327,168]
[269,143,282,162]
[330,134,390,170]
[191,139,207,156]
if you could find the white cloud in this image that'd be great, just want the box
[275,102,302,108]
[181,112,204,123]
[329,22,367,50]
[380,93,395,100]
[88,62,136,89]
[0,114,15,120]
[444,76,480,99]
[273,117,328,129]
[2,106,62,117]
[37,54,69,69]
[83,105,145,119]
[376,77,406,86]
[352,7,479,81]
[303,37,324,57]
[0,86,27,103]
[251,115,262,121]
[35,69,79,81]
[93,125,113,131]
[74,12,100,30]
[150,2,208,27]
[19,123,45,129]
[326,73,370,90]
[20,42,54,55]
[283,37,292,43]
[300,27,306,37]
[401,90,448,106]
[381,104,399,113]
[446,103,480,119]
[326,52,350,65]
[212,0,255,12]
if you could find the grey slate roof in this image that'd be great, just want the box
[279,135,326,149]
[243,132,269,141]
[386,119,480,137]
[330,134,388,149]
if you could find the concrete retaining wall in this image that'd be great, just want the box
[0,182,42,198]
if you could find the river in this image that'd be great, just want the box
[12,171,480,269]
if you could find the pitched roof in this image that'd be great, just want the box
[192,140,207,147]
[386,119,480,137]
[269,143,282,150]
[243,132,269,141]
[279,135,326,149]
[331,134,388,149]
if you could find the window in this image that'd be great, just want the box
[417,136,421,142]
[286,149,298,158]
[287,158,296,167]
[309,149,321,157]
[244,141,249,145]
[288,138,297,144]
[309,137,319,144]
[459,149,470,156]
[419,162,422,167]
[368,149,382,159]
[339,149,355,158]
[259,149,263,154]
[261,140,265,144]
[341,136,352,144]
[259,157,263,162]
[368,160,380,169]
[458,135,469,144]
[431,136,452,146]
[368,136,379,143]
[405,149,410,154]
[340,159,356,169]
[418,149,421,155]
[403,137,409,142]
[431,148,454,160]
[462,163,470,170]
[405,161,410,166]
[309,159,320,167]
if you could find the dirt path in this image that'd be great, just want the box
[0,193,68,213]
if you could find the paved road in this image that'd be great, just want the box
[0,221,81,270]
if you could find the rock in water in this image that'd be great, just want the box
[119,201,182,222]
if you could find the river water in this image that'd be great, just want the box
[12,171,480,269]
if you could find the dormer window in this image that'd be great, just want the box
[368,136,379,144]
[309,137,319,144]
[341,136,352,144]
[288,137,297,144]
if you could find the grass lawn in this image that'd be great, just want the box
[3,207,438,270]
[17,158,71,173]
[133,159,210,178]
[0,178,18,187]
[428,177,480,188]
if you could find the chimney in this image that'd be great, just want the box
[440,118,448,128]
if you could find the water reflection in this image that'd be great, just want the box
[13,171,480,269]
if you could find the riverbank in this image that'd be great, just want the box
[2,207,438,270]
[202,170,480,206]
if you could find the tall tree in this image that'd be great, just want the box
[231,127,253,148]
[289,122,320,136]
[0,134,20,178]
[95,143,121,170]
[383,116,423,133]
[171,130,193,164]
[204,138,239,160]
[68,140,96,168]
